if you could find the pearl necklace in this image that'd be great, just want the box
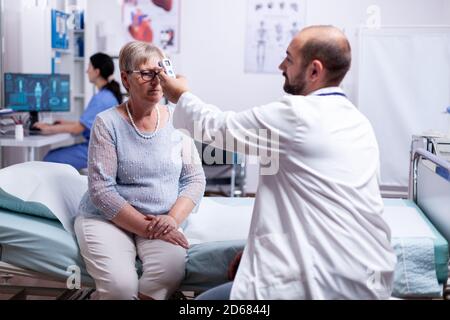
[126,102,160,139]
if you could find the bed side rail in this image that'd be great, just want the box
[411,149,450,243]
[410,148,450,202]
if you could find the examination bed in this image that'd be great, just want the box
[0,198,249,294]
[0,148,449,299]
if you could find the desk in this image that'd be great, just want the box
[0,133,75,162]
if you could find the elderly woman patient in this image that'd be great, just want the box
[74,41,206,300]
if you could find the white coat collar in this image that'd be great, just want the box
[308,87,345,96]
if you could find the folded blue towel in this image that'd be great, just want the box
[392,237,442,297]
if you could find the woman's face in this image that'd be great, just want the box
[86,63,100,84]
[124,58,164,105]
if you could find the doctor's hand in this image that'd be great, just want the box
[227,251,243,281]
[157,69,189,104]
[145,214,178,239]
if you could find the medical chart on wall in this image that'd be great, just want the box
[122,0,180,54]
[245,0,306,74]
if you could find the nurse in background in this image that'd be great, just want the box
[33,53,123,170]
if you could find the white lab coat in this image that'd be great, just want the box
[174,87,397,300]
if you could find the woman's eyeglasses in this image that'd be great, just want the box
[128,70,161,81]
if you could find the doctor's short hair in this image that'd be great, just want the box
[119,41,165,73]
[299,26,352,86]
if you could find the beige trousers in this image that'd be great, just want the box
[74,216,186,300]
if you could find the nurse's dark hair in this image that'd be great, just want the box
[299,26,352,86]
[90,53,123,104]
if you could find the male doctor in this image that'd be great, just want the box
[158,25,397,300]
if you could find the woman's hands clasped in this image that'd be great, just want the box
[148,214,178,237]
[144,215,189,249]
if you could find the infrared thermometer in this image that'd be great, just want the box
[158,59,176,78]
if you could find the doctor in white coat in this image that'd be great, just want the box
[157,25,397,300]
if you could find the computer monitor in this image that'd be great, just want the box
[3,73,70,129]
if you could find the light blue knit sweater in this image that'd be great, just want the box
[78,106,206,220]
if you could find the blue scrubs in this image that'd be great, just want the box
[44,89,119,170]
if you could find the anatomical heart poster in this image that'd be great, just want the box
[245,0,306,74]
[122,0,180,53]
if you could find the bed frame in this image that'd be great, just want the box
[0,261,94,300]
[1,148,449,300]
[410,148,450,299]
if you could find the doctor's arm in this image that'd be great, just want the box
[87,118,153,238]
[158,72,292,158]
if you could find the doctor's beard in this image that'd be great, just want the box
[283,73,308,96]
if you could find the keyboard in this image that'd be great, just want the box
[28,129,42,136]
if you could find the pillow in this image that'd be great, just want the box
[0,187,57,220]
[0,161,88,235]
[184,197,254,245]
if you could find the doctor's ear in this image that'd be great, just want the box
[309,60,324,81]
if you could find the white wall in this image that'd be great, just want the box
[84,0,450,193]
[306,0,450,100]
[2,0,59,73]
[3,0,24,73]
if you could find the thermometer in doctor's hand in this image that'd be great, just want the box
[158,59,176,78]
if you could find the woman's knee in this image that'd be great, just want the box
[74,217,139,300]
[160,247,186,284]
[139,247,186,298]
[146,257,185,286]
[96,274,139,300]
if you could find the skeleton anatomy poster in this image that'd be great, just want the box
[245,0,306,74]
[122,0,180,54]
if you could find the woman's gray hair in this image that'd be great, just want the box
[119,41,165,72]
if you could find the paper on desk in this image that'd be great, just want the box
[382,206,436,239]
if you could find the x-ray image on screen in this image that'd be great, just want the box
[4,73,70,112]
